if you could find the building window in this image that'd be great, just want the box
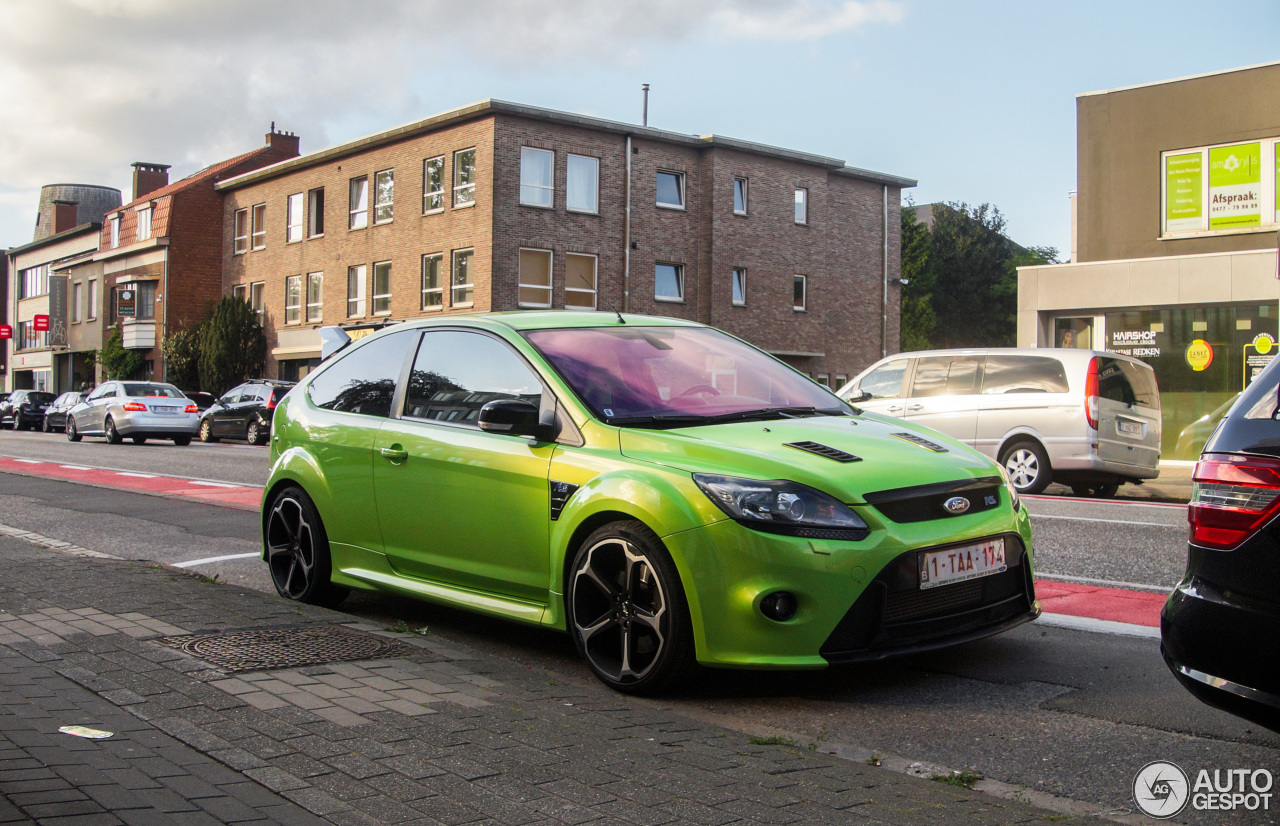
[372,261,392,315]
[109,214,120,248]
[349,176,368,229]
[233,284,247,302]
[136,205,152,241]
[656,171,684,209]
[347,265,366,318]
[423,156,445,213]
[19,265,47,298]
[731,268,747,305]
[451,249,474,305]
[87,278,97,319]
[71,282,83,323]
[567,154,599,214]
[454,148,476,207]
[136,281,157,320]
[835,374,847,389]
[733,178,748,215]
[518,249,552,308]
[233,208,248,254]
[421,254,443,310]
[285,275,301,325]
[816,374,830,388]
[520,147,554,208]
[655,263,684,302]
[286,193,304,243]
[307,187,324,237]
[793,274,807,310]
[794,188,808,224]
[17,321,48,350]
[250,281,264,323]
[306,272,323,323]
[374,169,394,223]
[250,203,266,249]
[565,253,597,310]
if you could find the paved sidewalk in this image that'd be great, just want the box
[0,536,1106,825]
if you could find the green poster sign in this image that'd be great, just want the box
[1165,152,1203,231]
[1209,142,1261,229]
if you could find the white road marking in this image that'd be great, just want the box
[189,481,237,488]
[173,552,260,568]
[1029,513,1178,528]
[1036,572,1173,594]
[13,459,43,464]
[1037,612,1161,639]
[58,465,91,470]
[114,472,157,478]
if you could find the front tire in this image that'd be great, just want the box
[265,486,349,607]
[1000,440,1051,495]
[104,417,122,445]
[199,419,218,443]
[567,520,695,694]
[66,418,81,442]
[43,417,52,433]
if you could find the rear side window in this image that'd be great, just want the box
[911,356,981,398]
[980,356,1069,394]
[1097,358,1159,408]
[308,330,417,417]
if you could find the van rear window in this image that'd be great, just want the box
[980,356,1069,394]
[1097,358,1159,408]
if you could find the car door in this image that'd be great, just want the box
[77,383,117,433]
[975,354,1072,462]
[210,384,247,437]
[903,354,983,445]
[373,328,555,608]
[843,357,912,418]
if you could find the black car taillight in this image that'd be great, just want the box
[1189,453,1280,550]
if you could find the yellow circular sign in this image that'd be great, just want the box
[1186,339,1214,371]
[1254,333,1275,355]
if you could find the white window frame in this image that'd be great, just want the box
[566,154,599,214]
[451,248,474,306]
[251,203,266,249]
[232,284,247,302]
[793,274,807,311]
[250,281,264,323]
[307,187,324,237]
[733,177,748,215]
[655,262,684,302]
[135,205,152,241]
[109,214,120,248]
[656,171,685,209]
[305,271,323,323]
[453,148,476,207]
[87,278,97,320]
[731,267,747,306]
[421,253,443,310]
[233,208,248,254]
[518,248,553,309]
[565,253,598,310]
[795,188,809,225]
[71,281,83,323]
[520,147,554,208]
[372,261,392,315]
[373,169,394,224]
[347,265,366,318]
[423,156,445,213]
[284,275,301,325]
[349,176,369,229]
[286,192,304,243]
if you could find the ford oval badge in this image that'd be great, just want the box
[943,496,971,515]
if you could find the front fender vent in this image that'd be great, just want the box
[549,481,579,521]
[785,441,862,463]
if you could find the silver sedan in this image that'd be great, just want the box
[66,381,199,445]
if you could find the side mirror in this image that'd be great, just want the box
[848,390,871,403]
[478,399,553,441]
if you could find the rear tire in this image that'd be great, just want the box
[1071,482,1120,499]
[246,420,266,446]
[66,419,81,442]
[173,436,192,446]
[999,440,1051,495]
[104,417,122,445]
[131,436,147,445]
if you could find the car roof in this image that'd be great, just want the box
[403,310,702,333]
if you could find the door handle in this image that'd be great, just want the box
[380,447,408,463]
[887,405,903,412]
[907,404,924,411]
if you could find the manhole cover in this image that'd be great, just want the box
[157,625,425,672]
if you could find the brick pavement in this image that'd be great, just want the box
[0,536,1106,825]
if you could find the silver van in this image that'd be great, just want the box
[836,348,1161,497]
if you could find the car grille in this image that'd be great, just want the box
[863,477,1003,524]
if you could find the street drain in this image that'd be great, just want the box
[157,625,426,672]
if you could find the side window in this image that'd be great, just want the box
[403,330,542,424]
[911,356,981,398]
[855,361,908,400]
[307,331,417,417]
[89,384,115,401]
[980,356,1070,394]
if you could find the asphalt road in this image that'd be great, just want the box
[2,431,1277,824]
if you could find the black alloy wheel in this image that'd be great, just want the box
[104,417,122,445]
[264,486,349,607]
[567,520,694,694]
[66,418,81,442]
[199,419,218,443]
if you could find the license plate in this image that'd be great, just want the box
[919,538,1006,590]
[152,405,178,413]
[1118,420,1142,435]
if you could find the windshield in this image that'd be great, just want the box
[525,325,851,426]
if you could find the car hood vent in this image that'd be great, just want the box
[891,432,948,453]
[785,441,862,463]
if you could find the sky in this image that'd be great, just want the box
[2,0,1279,259]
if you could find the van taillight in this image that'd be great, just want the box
[1189,454,1280,550]
[1084,357,1100,431]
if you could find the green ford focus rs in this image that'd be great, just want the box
[262,311,1038,693]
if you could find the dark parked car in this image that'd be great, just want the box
[199,380,294,445]
[0,390,56,430]
[1162,356,1280,733]
[42,392,86,432]
[183,392,216,412]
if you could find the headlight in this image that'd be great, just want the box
[693,474,869,540]
[997,465,1021,511]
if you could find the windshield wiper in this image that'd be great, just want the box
[604,414,712,429]
[706,406,848,424]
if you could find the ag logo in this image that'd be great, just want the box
[1134,761,1190,818]
[943,496,970,515]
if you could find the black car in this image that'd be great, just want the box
[183,391,216,412]
[42,391,85,432]
[1162,357,1280,733]
[198,380,294,445]
[0,390,57,430]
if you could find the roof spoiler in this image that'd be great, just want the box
[319,326,351,361]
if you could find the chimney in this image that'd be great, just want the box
[266,128,300,158]
[132,162,171,200]
[52,200,79,234]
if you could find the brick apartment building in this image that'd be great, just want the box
[218,100,914,384]
[72,131,301,384]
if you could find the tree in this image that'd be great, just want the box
[899,202,937,351]
[162,323,204,390]
[99,325,144,380]
[198,297,266,397]
[928,202,1017,348]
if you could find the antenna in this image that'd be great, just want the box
[601,297,626,325]
[642,84,650,127]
